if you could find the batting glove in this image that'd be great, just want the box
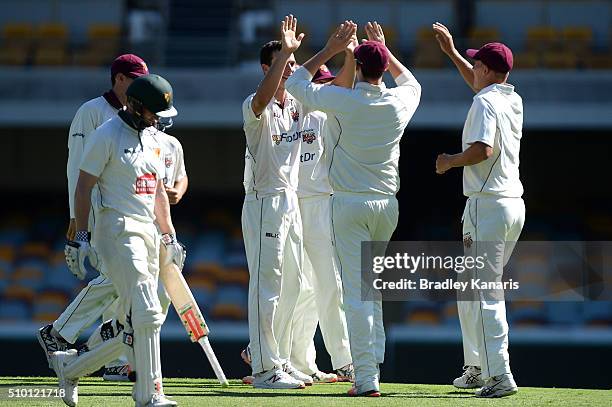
[64,231,99,280]
[161,233,186,271]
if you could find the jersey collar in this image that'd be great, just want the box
[476,82,515,97]
[355,81,387,92]
[103,90,124,110]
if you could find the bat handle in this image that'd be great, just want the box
[198,336,229,387]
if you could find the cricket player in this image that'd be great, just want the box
[52,74,182,407]
[37,54,149,381]
[286,21,421,396]
[433,22,524,398]
[290,63,355,383]
[242,62,356,385]
[241,15,313,389]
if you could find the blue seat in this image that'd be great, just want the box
[0,299,30,321]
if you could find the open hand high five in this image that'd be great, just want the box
[432,22,456,56]
[364,21,385,45]
[325,20,358,55]
[281,15,305,53]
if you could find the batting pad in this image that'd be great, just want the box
[131,280,164,329]
[133,326,163,404]
[64,333,125,379]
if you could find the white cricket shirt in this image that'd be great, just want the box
[80,116,164,223]
[67,94,121,217]
[462,83,524,198]
[242,92,303,199]
[286,67,421,196]
[297,110,332,198]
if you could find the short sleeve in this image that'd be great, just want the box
[80,126,112,177]
[242,94,267,131]
[174,138,187,181]
[465,97,497,148]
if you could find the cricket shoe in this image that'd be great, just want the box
[102,365,130,381]
[311,370,338,383]
[453,365,485,389]
[336,363,355,382]
[252,368,305,389]
[240,347,251,366]
[37,324,69,369]
[242,375,254,385]
[283,362,313,386]
[475,373,518,398]
[51,349,79,407]
[137,394,178,407]
[347,385,381,397]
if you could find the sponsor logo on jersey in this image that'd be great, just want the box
[265,232,280,239]
[153,147,161,158]
[300,152,316,163]
[135,173,157,194]
[165,153,173,168]
[72,133,85,138]
[271,132,300,145]
[301,129,316,144]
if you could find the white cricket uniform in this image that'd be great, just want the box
[63,115,167,403]
[286,67,421,392]
[458,83,525,379]
[241,92,304,374]
[54,92,127,368]
[290,110,352,374]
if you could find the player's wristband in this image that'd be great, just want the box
[161,233,177,245]
[75,231,90,242]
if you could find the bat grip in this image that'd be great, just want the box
[198,336,229,387]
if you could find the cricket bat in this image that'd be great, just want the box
[160,247,229,387]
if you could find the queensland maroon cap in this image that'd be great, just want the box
[111,54,149,80]
[354,41,390,76]
[466,42,513,73]
[312,64,335,83]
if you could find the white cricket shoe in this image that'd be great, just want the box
[51,349,79,407]
[136,394,178,407]
[252,368,305,389]
[453,365,485,389]
[475,373,518,398]
[283,362,314,386]
[311,370,338,383]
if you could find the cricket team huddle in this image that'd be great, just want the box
[37,14,525,406]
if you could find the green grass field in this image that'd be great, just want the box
[0,377,610,407]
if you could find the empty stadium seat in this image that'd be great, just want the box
[468,27,500,49]
[526,26,559,52]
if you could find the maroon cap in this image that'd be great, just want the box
[312,64,335,83]
[354,41,390,76]
[466,42,513,73]
[111,54,149,80]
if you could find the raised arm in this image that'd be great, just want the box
[329,25,358,89]
[251,15,304,116]
[363,21,408,80]
[301,21,357,78]
[432,22,477,93]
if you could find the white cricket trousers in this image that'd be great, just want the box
[290,194,352,374]
[459,195,525,379]
[242,190,303,374]
[331,192,398,392]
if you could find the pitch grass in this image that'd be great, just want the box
[0,377,610,407]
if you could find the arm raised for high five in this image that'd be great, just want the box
[251,15,304,116]
[432,22,477,93]
[363,21,408,80]
[300,21,357,78]
[330,28,358,89]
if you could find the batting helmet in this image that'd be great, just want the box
[126,74,178,118]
